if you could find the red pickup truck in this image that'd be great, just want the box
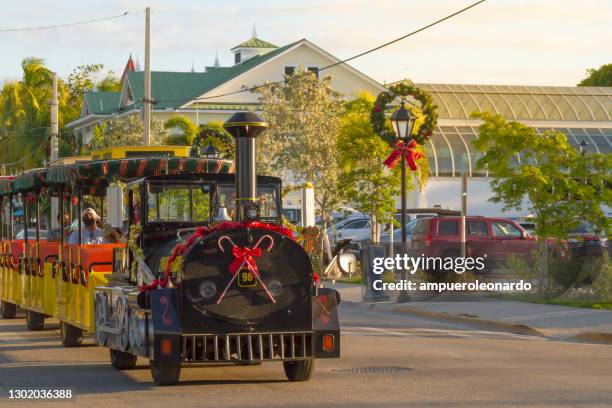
[410,216,539,268]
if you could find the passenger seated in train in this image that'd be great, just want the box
[68,208,106,244]
[48,213,71,241]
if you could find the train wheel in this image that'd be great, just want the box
[0,301,16,319]
[60,322,83,347]
[149,360,181,386]
[110,349,138,370]
[25,310,45,331]
[283,359,315,381]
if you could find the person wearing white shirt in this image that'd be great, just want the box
[68,208,106,245]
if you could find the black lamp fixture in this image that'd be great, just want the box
[390,100,416,141]
[203,142,220,159]
[579,140,588,156]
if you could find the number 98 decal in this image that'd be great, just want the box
[237,268,257,288]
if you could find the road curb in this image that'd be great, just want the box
[571,332,612,344]
[343,299,612,344]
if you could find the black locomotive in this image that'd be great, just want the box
[94,112,341,385]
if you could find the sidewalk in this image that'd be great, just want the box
[329,281,612,344]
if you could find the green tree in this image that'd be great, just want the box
[163,115,198,145]
[472,112,611,295]
[90,114,167,150]
[338,91,402,240]
[0,57,76,171]
[257,66,345,229]
[97,74,122,92]
[66,63,121,109]
[578,63,612,87]
[471,111,610,239]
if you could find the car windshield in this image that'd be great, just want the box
[14,229,48,239]
[569,222,596,234]
[330,216,368,230]
[393,220,418,239]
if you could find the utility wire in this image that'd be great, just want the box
[152,0,487,105]
[0,126,50,136]
[0,11,133,32]
[0,138,48,167]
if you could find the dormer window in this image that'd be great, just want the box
[231,32,278,66]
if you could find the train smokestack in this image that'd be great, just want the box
[223,112,268,221]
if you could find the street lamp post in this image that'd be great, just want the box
[390,100,416,303]
[579,140,588,156]
[579,140,588,185]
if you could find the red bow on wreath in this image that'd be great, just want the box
[383,139,422,171]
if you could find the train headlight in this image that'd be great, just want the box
[268,280,282,297]
[199,280,217,299]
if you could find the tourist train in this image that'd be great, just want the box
[0,112,340,385]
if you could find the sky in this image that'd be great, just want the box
[0,0,610,86]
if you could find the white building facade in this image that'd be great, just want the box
[66,34,612,218]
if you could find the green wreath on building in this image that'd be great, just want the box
[190,126,234,158]
[370,80,438,145]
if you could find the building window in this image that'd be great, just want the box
[234,52,241,64]
[284,65,319,78]
[284,66,296,77]
[307,66,319,78]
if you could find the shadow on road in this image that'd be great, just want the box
[177,378,288,386]
[0,364,154,394]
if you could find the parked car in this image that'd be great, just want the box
[410,216,538,269]
[326,214,370,245]
[567,221,608,258]
[345,219,420,256]
[316,210,363,227]
[517,221,536,236]
[14,228,48,240]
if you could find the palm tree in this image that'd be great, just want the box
[0,58,55,170]
[0,57,83,172]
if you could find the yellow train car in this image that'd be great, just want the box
[90,145,191,161]
[0,146,225,344]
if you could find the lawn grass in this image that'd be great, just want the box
[498,293,612,310]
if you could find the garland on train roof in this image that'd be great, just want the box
[0,157,235,196]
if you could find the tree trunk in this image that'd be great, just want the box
[537,239,549,299]
[319,218,333,272]
[371,211,379,242]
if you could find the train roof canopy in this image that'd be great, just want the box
[0,157,235,196]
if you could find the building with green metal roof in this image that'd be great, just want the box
[65,35,384,145]
[65,31,612,218]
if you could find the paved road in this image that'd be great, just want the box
[0,305,611,408]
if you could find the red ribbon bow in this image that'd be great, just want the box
[229,246,262,276]
[383,139,422,171]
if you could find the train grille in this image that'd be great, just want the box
[181,332,313,363]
